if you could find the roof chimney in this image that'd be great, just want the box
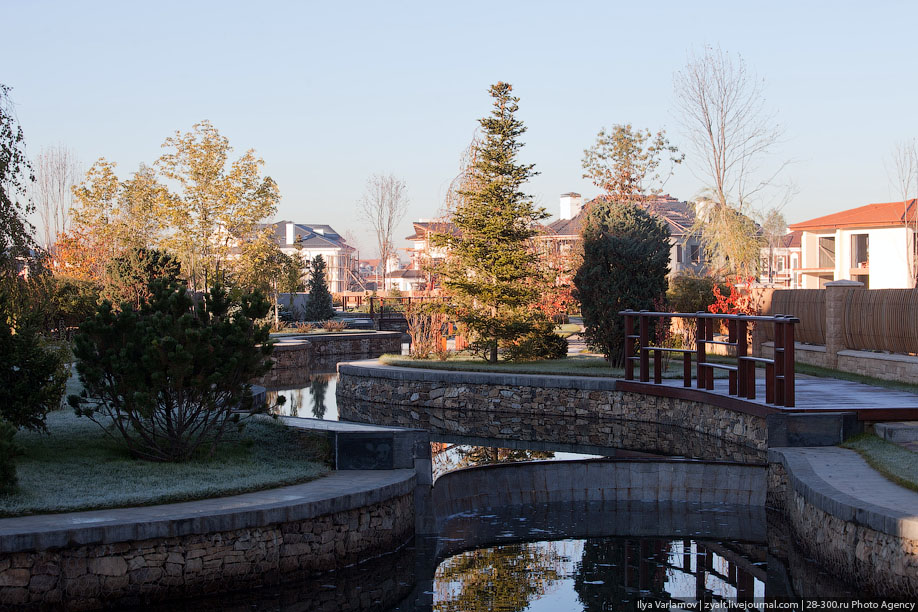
[560,192,583,220]
[285,222,295,246]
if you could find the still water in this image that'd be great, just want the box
[266,373,339,420]
[235,365,857,609]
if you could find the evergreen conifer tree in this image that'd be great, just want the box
[434,82,549,362]
[303,255,335,321]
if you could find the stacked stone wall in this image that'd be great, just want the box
[255,332,402,387]
[768,451,918,599]
[0,493,413,611]
[336,365,767,463]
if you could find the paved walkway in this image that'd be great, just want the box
[770,447,918,539]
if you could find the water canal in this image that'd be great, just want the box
[238,351,867,608]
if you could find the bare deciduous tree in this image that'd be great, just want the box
[889,139,918,285]
[32,144,80,251]
[675,46,787,276]
[358,174,409,291]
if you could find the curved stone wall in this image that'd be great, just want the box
[256,332,403,387]
[336,362,767,463]
[768,448,918,599]
[0,471,415,610]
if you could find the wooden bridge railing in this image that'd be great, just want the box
[619,310,800,407]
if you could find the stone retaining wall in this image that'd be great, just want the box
[433,459,766,517]
[768,449,918,599]
[0,473,414,610]
[336,363,767,463]
[255,332,403,387]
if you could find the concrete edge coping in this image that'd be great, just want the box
[337,360,620,391]
[838,348,918,365]
[768,448,918,540]
[760,341,827,353]
[0,470,415,554]
[271,330,402,347]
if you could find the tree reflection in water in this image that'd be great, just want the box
[432,538,765,611]
[309,375,330,419]
[434,541,570,612]
[265,373,337,419]
[432,444,555,479]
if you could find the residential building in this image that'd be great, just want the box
[759,230,802,288]
[539,193,707,278]
[264,221,358,293]
[788,200,918,289]
[405,220,455,271]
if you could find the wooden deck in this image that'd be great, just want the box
[615,375,918,421]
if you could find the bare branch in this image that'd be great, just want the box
[358,173,409,291]
[674,46,786,276]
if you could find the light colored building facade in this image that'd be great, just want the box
[265,221,358,293]
[788,200,917,289]
[759,230,803,288]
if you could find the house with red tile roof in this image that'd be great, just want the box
[788,200,918,289]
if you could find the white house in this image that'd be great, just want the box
[264,221,358,293]
[788,200,918,289]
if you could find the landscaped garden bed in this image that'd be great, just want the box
[0,410,330,517]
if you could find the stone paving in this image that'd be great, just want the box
[875,421,918,453]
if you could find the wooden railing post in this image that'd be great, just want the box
[705,318,715,390]
[695,312,706,389]
[774,317,785,406]
[624,312,634,380]
[736,318,748,397]
[639,312,649,383]
[784,316,796,407]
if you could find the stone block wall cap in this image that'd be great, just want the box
[824,280,865,288]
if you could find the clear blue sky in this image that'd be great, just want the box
[5,0,918,256]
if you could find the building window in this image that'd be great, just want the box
[676,245,683,263]
[818,237,835,268]
[851,234,869,269]
[690,244,700,264]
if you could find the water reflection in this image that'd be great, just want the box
[432,444,560,480]
[266,373,338,420]
[433,537,766,612]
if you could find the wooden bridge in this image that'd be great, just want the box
[619,309,918,422]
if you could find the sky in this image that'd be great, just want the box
[5,0,918,258]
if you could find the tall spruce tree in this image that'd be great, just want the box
[303,255,335,321]
[434,82,548,363]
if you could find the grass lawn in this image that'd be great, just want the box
[842,433,918,493]
[378,353,724,379]
[0,410,330,517]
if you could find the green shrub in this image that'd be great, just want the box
[0,291,68,432]
[69,280,279,462]
[667,274,725,314]
[505,320,569,361]
[573,201,670,365]
[0,420,21,493]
